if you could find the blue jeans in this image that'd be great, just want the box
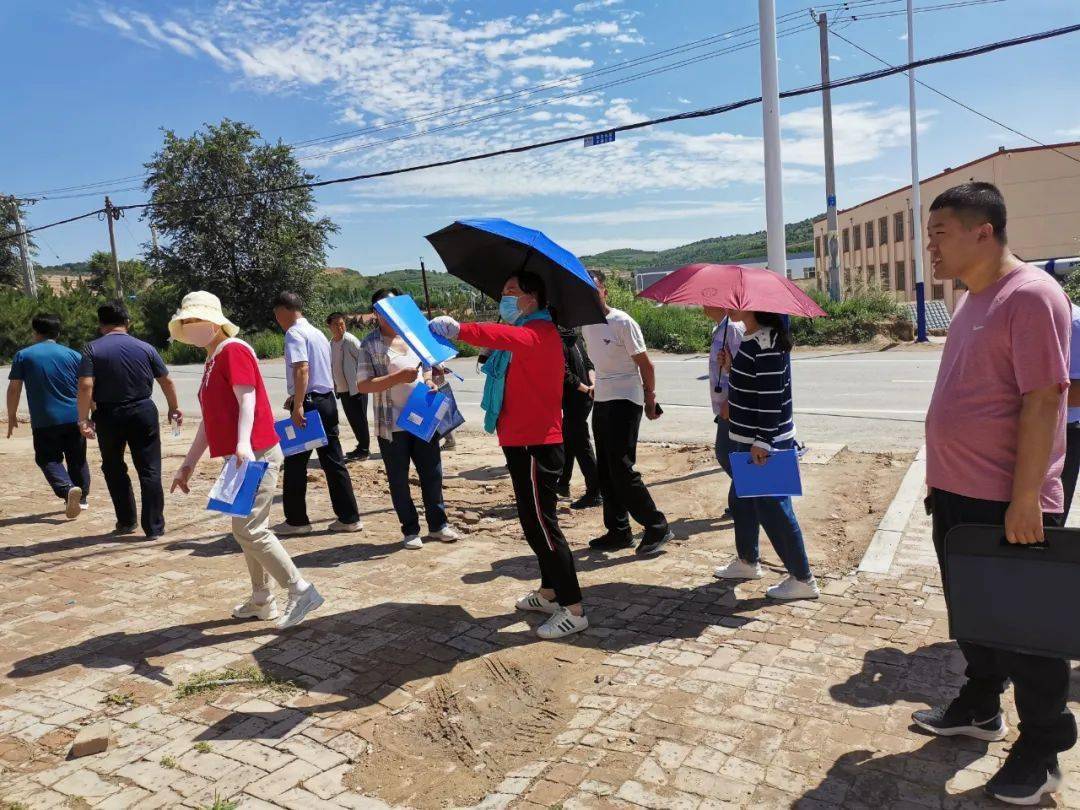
[729,438,812,581]
[378,431,447,537]
[713,417,735,514]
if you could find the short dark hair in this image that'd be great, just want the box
[590,270,606,285]
[514,271,547,309]
[325,312,347,325]
[370,287,403,308]
[929,181,1007,244]
[273,292,304,312]
[98,302,130,326]
[31,313,61,339]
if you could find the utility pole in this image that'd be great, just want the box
[906,0,928,342]
[6,197,37,297]
[758,0,787,277]
[103,196,124,299]
[815,11,841,301]
[149,223,159,255]
[419,258,433,317]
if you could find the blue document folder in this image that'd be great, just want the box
[207,460,269,517]
[274,410,328,456]
[374,294,458,368]
[729,449,803,497]
[395,385,451,442]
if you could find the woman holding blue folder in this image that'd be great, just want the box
[167,291,324,630]
[712,310,819,600]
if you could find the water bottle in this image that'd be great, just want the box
[171,416,181,439]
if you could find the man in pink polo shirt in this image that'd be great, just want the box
[914,182,1076,804]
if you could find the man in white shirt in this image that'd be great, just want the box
[326,312,371,461]
[273,292,360,535]
[582,271,672,557]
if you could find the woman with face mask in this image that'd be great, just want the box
[429,272,587,640]
[168,291,324,630]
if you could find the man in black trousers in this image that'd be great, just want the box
[77,302,182,539]
[557,326,601,509]
[917,182,1076,804]
[582,271,672,558]
[273,292,361,536]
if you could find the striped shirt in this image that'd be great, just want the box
[356,329,397,442]
[727,328,795,450]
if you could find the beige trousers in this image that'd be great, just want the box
[231,444,301,591]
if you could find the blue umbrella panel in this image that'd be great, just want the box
[425,218,605,328]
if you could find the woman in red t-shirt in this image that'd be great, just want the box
[167,291,323,630]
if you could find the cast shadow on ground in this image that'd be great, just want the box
[461,548,644,585]
[798,737,997,808]
[0,530,159,560]
[648,466,721,489]
[667,513,733,539]
[453,465,510,481]
[8,580,771,742]
[0,510,68,530]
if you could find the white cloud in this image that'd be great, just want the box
[573,0,625,11]
[829,54,841,62]
[537,200,761,226]
[1056,126,1080,139]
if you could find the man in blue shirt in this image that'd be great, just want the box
[77,302,181,539]
[6,313,89,519]
[273,292,360,535]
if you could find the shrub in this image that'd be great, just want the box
[792,289,905,346]
[605,275,714,353]
[0,283,102,360]
[159,340,205,365]
[248,330,285,359]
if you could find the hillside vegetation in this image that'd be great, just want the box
[580,218,816,272]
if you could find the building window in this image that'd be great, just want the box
[879,217,888,245]
[895,260,906,292]
[815,236,821,258]
[894,212,905,243]
[853,224,861,251]
[932,283,944,299]
[880,263,890,290]
[806,267,816,279]
[842,228,850,253]
[865,222,874,248]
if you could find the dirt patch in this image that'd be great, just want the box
[347,650,598,809]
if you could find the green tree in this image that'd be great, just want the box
[1,198,37,289]
[86,250,148,298]
[142,119,337,330]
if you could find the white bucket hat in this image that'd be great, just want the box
[168,291,240,342]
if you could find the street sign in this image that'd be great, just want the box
[584,130,616,147]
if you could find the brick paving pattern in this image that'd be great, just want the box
[0,445,1077,809]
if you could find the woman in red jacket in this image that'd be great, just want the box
[430,272,587,639]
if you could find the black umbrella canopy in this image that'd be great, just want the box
[425,218,606,328]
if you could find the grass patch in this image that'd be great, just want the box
[201,796,238,810]
[193,741,213,754]
[175,666,298,699]
[160,756,177,769]
[101,693,135,709]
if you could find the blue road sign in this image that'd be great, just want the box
[826,195,836,207]
[584,130,616,147]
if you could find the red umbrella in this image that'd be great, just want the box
[638,263,827,317]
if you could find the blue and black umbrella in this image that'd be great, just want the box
[425,218,605,327]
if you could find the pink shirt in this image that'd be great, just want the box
[926,264,1071,511]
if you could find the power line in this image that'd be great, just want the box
[5,19,1078,243]
[826,25,1080,166]
[14,0,902,198]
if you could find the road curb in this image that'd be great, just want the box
[857,444,926,574]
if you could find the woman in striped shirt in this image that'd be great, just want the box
[713,310,819,600]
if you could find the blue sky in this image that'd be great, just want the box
[3,0,1078,273]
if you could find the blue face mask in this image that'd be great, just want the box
[499,295,520,323]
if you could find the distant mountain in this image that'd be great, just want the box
[580,218,817,272]
[38,261,91,277]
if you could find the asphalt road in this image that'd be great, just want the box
[154,344,941,453]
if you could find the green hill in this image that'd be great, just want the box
[580,218,817,272]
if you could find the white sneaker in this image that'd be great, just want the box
[515,591,559,614]
[65,487,83,520]
[232,597,280,621]
[713,558,764,580]
[430,525,461,543]
[537,608,589,640]
[328,520,363,533]
[275,522,313,537]
[403,535,423,550]
[276,584,324,630]
[766,575,820,601]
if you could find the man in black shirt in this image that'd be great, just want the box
[78,303,182,539]
[558,327,601,509]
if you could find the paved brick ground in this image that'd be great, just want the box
[0,437,1077,809]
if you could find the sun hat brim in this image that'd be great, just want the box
[168,302,240,342]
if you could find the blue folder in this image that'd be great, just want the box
[729,449,803,497]
[374,294,458,368]
[207,461,269,517]
[396,385,451,442]
[274,410,328,457]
